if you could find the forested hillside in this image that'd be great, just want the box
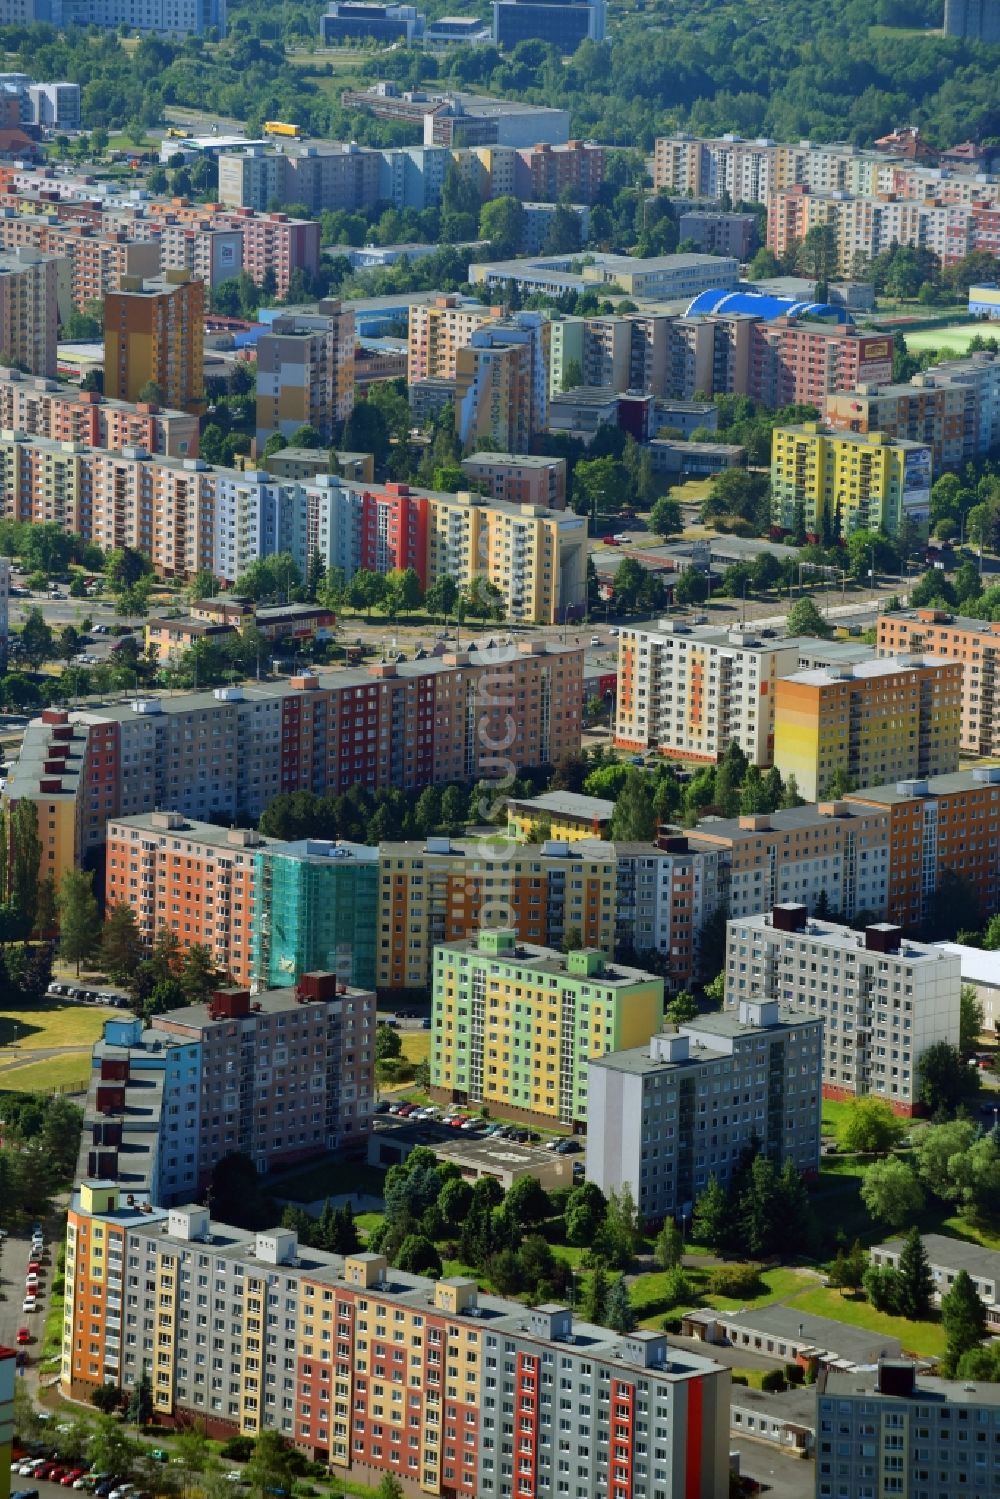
[0,0,997,149]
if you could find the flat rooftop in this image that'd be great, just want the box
[822,1367,1000,1407]
[739,910,957,965]
[687,800,882,846]
[874,1232,1000,1284]
[846,766,1000,805]
[443,935,658,987]
[107,812,275,852]
[591,1008,814,1077]
[881,606,1000,634]
[783,653,956,687]
[720,1305,902,1367]
[507,790,615,821]
[463,451,564,468]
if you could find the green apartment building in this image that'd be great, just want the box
[431,928,664,1127]
[252,840,379,991]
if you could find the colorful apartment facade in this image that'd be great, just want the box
[454,312,550,451]
[846,766,1000,929]
[773,656,962,801]
[431,927,664,1127]
[63,1187,730,1498]
[105,813,272,987]
[877,607,1000,756]
[725,904,962,1113]
[103,270,204,415]
[615,621,806,766]
[377,835,616,990]
[506,789,615,841]
[0,245,65,376]
[7,644,582,885]
[770,423,932,540]
[0,213,161,310]
[0,368,198,456]
[688,801,891,923]
[0,431,584,622]
[254,300,355,449]
[407,295,497,383]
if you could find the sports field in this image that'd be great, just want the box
[904,322,992,356]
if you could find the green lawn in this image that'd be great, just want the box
[631,1262,815,1327]
[0,1055,93,1093]
[783,1282,946,1358]
[0,1002,116,1050]
[904,322,991,356]
[400,1031,430,1067]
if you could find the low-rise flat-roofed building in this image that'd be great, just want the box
[507,789,615,841]
[725,904,962,1113]
[933,941,1000,1031]
[586,999,822,1223]
[871,1233,1000,1323]
[460,450,567,508]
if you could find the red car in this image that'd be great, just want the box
[61,1471,85,1486]
[15,1327,29,1345]
[26,1261,41,1274]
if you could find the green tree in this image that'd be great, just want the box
[786,595,832,638]
[666,989,698,1025]
[394,1233,443,1277]
[837,1097,905,1156]
[245,1429,295,1499]
[918,1040,978,1117]
[859,1156,925,1229]
[8,799,41,935]
[19,606,54,668]
[674,567,709,606]
[58,868,101,975]
[942,1269,988,1374]
[375,1479,405,1499]
[87,1415,139,1480]
[425,575,459,622]
[478,196,526,257]
[101,902,145,984]
[692,1174,732,1252]
[564,1181,607,1246]
[375,1022,403,1062]
[605,1273,636,1333]
[609,769,657,841]
[648,493,682,539]
[960,983,984,1060]
[180,943,219,1003]
[894,1227,935,1320]
[655,1216,683,1271]
[504,1174,551,1229]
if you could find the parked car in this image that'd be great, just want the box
[15,1328,29,1345]
[22,1299,37,1313]
[62,1471,85,1486]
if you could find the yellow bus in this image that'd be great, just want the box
[264,120,302,138]
[165,126,189,139]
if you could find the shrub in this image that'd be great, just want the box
[785,1362,805,1385]
[708,1263,764,1299]
[760,1369,787,1393]
[221,1437,255,1461]
[731,1374,749,1386]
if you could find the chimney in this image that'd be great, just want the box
[865,923,902,954]
[771,903,808,933]
[876,1359,916,1397]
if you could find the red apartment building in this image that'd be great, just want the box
[358,483,431,583]
[750,319,894,411]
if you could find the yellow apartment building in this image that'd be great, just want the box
[773,655,962,801]
[770,422,931,541]
[430,927,664,1127]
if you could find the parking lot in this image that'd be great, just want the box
[0,1222,49,1374]
[46,983,129,1009]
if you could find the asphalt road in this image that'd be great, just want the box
[0,1225,48,1365]
[732,1443,816,1499]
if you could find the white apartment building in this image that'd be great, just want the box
[725,904,962,1113]
[615,622,807,767]
[586,999,822,1222]
[609,835,725,986]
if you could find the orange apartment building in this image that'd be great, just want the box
[103,271,204,415]
[0,367,198,457]
[826,377,973,472]
[773,656,963,801]
[105,814,267,985]
[877,608,1000,756]
[377,834,616,989]
[847,766,1000,929]
[406,295,498,384]
[0,212,161,310]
